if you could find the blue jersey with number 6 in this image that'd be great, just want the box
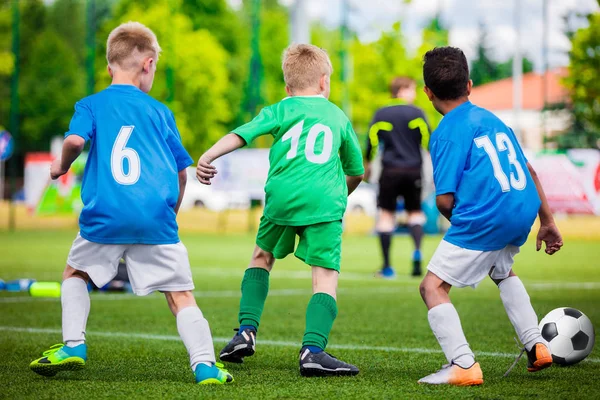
[65,84,193,245]
[430,101,541,251]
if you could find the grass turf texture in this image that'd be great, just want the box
[1,230,599,399]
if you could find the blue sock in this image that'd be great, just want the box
[413,249,422,261]
[302,345,323,354]
[239,325,257,334]
[62,343,87,361]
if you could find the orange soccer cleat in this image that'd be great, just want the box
[526,342,553,372]
[418,362,484,386]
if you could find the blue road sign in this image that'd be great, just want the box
[0,131,13,161]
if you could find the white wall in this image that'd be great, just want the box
[492,109,571,150]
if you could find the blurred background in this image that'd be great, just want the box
[0,0,599,235]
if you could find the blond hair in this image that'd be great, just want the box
[106,22,161,70]
[282,44,333,92]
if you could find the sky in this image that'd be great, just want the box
[231,0,599,71]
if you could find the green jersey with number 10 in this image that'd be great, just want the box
[233,95,364,226]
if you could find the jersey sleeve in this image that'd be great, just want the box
[232,107,279,145]
[365,112,393,162]
[65,100,94,141]
[408,109,431,150]
[430,138,468,195]
[165,112,193,171]
[340,121,365,176]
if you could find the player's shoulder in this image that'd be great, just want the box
[375,103,423,120]
[274,96,350,123]
[145,95,174,119]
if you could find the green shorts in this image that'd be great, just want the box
[256,216,342,272]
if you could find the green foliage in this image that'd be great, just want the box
[2,0,458,159]
[19,30,85,151]
[560,9,600,149]
[96,0,232,160]
[345,19,445,135]
[470,23,534,87]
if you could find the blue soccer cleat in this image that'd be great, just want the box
[377,266,396,279]
[195,362,234,385]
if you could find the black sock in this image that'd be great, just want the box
[409,224,423,250]
[378,232,392,268]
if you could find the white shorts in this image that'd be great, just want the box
[427,240,520,288]
[67,234,194,296]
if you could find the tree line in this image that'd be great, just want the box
[0,0,597,167]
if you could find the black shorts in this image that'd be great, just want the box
[378,168,422,212]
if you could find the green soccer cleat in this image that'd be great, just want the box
[195,362,234,385]
[29,343,87,377]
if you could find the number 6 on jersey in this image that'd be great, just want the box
[111,126,141,185]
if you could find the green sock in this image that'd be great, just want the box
[238,267,270,330]
[302,293,338,349]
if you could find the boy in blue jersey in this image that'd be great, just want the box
[417,47,563,386]
[28,22,233,385]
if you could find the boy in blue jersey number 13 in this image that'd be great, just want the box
[417,47,563,386]
[28,22,233,385]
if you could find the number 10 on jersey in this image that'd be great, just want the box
[281,120,333,164]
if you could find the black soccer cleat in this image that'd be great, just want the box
[299,348,359,377]
[412,259,422,276]
[219,328,256,364]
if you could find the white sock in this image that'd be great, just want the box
[428,303,475,368]
[176,307,216,371]
[61,277,90,347]
[499,276,544,351]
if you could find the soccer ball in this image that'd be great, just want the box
[539,307,595,366]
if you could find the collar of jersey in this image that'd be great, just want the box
[443,100,472,119]
[108,84,142,92]
[282,95,326,100]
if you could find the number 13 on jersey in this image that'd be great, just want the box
[474,132,527,192]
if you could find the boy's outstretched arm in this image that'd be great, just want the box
[196,133,245,185]
[50,135,86,180]
[527,162,563,255]
[346,174,364,196]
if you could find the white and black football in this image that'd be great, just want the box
[539,307,595,366]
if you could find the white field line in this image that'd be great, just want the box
[528,282,600,290]
[1,325,599,364]
[0,287,412,303]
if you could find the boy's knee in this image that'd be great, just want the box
[165,291,197,315]
[251,247,275,271]
[419,280,429,300]
[419,275,444,301]
[312,267,338,298]
[63,265,90,283]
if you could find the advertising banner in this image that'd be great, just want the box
[528,149,600,215]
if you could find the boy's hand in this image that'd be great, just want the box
[536,223,563,255]
[50,159,68,180]
[196,156,217,185]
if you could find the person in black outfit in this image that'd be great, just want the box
[364,76,430,278]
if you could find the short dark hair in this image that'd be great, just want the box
[389,76,415,97]
[423,47,469,100]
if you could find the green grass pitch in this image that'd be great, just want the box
[1,230,599,399]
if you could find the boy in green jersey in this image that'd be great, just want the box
[196,44,364,377]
